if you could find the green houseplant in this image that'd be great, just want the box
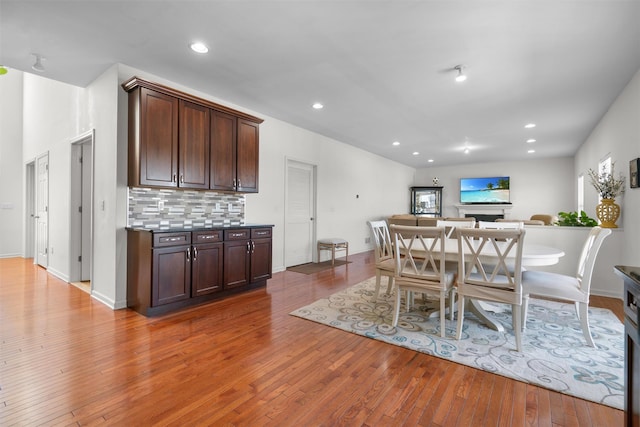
[557,210,598,227]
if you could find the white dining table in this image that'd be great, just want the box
[410,238,565,332]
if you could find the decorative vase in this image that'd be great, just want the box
[595,198,620,228]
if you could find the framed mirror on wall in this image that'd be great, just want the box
[411,186,443,216]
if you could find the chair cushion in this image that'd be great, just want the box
[377,258,395,272]
[318,238,347,245]
[522,270,587,302]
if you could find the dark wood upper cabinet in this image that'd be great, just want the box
[210,111,237,192]
[123,77,263,193]
[129,87,179,187]
[179,100,210,189]
[237,119,260,193]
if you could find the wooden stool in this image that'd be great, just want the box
[317,238,349,266]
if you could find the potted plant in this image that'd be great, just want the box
[587,162,625,228]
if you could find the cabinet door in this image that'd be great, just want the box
[236,119,259,193]
[210,111,237,191]
[224,240,250,289]
[192,242,223,296]
[152,245,190,306]
[250,238,272,282]
[139,88,179,187]
[179,100,210,189]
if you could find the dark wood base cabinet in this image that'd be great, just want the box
[128,226,272,316]
[616,265,640,427]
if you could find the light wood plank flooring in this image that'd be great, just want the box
[0,254,624,426]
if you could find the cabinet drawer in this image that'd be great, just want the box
[224,229,250,241]
[193,230,223,243]
[251,228,272,239]
[153,232,191,247]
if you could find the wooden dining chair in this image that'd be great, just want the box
[456,227,526,351]
[437,219,476,238]
[367,220,395,301]
[521,226,611,347]
[478,220,524,229]
[389,225,455,337]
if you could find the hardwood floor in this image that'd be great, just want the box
[0,254,624,426]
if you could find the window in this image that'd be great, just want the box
[577,174,584,212]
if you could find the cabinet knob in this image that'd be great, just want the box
[172,174,177,183]
[193,247,198,260]
[186,248,191,261]
[180,175,184,184]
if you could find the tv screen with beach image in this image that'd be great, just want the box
[460,176,510,204]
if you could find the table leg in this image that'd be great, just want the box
[468,299,504,332]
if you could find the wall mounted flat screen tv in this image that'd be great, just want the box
[460,176,510,204]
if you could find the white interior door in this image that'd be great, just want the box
[285,160,316,267]
[25,161,35,259]
[80,143,92,280]
[36,153,49,268]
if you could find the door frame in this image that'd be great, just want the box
[69,129,95,285]
[284,158,317,267]
[24,160,36,259]
[35,152,49,268]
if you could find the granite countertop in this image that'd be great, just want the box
[614,265,640,285]
[126,224,274,233]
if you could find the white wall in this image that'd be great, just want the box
[575,68,640,270]
[87,66,124,308]
[0,70,24,257]
[414,157,575,220]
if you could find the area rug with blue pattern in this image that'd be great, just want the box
[290,277,624,409]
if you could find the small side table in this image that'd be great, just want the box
[317,238,349,266]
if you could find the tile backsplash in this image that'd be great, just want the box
[128,187,245,229]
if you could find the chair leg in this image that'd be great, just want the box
[440,292,446,338]
[521,295,530,331]
[456,295,465,340]
[575,301,581,320]
[449,289,455,321]
[373,270,382,301]
[513,305,523,352]
[385,276,394,295]
[578,302,596,347]
[392,288,401,327]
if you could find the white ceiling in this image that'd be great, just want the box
[2,1,639,168]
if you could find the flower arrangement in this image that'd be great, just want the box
[587,162,626,199]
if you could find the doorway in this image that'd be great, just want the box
[24,161,35,259]
[69,130,94,288]
[284,159,317,267]
[35,152,49,268]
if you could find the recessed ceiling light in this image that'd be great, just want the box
[190,42,209,53]
[526,138,536,143]
[392,141,400,146]
[528,149,536,154]
[464,148,470,154]
[428,159,434,163]
[412,151,419,156]
[312,102,324,109]
[524,123,536,129]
